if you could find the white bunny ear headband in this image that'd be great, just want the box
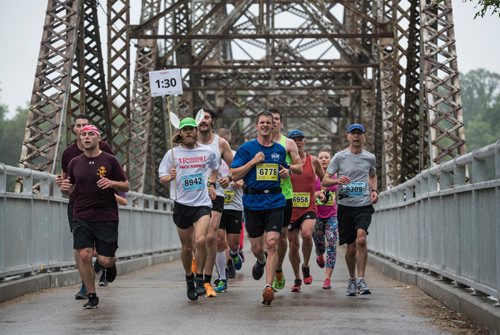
[169,112,181,129]
[194,108,204,125]
[169,108,205,129]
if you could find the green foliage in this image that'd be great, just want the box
[0,104,28,165]
[459,69,500,151]
[437,0,500,18]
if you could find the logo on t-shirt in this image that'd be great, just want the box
[271,153,280,161]
[97,166,107,177]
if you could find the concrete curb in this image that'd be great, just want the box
[0,250,181,304]
[369,252,500,334]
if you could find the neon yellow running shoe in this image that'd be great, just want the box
[271,270,285,290]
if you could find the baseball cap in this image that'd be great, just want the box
[80,124,100,136]
[288,129,305,139]
[347,123,365,133]
[179,117,198,129]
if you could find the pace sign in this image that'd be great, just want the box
[149,69,183,97]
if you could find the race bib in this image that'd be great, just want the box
[343,182,367,197]
[256,163,278,181]
[316,192,336,206]
[181,173,205,191]
[224,190,234,204]
[292,192,310,207]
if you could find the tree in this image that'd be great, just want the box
[0,104,28,166]
[459,69,500,150]
[438,0,500,18]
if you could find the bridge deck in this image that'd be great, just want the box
[0,247,473,334]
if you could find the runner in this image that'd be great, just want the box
[322,123,379,296]
[230,111,290,305]
[286,129,325,292]
[312,149,338,290]
[196,109,233,298]
[269,109,302,291]
[213,128,244,292]
[158,116,219,301]
[60,125,129,309]
[55,114,114,299]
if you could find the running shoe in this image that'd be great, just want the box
[186,279,198,301]
[204,283,217,298]
[272,270,285,290]
[356,278,372,295]
[346,278,357,296]
[74,282,87,300]
[232,252,243,271]
[252,259,265,280]
[316,255,325,268]
[93,260,102,274]
[99,270,108,287]
[195,278,206,296]
[322,278,331,290]
[302,265,312,285]
[83,293,99,309]
[291,279,302,292]
[105,264,117,283]
[226,259,236,279]
[191,257,197,274]
[262,286,275,306]
[214,279,227,293]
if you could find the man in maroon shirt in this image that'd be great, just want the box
[56,115,114,299]
[61,125,129,309]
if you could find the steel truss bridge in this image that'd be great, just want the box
[19,0,466,197]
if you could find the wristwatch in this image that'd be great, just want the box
[226,175,233,182]
[208,181,216,187]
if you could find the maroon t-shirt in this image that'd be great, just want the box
[68,151,128,222]
[62,141,114,202]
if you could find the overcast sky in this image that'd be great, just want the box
[0,0,499,118]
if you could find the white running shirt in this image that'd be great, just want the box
[158,145,219,207]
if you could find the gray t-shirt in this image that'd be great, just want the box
[326,148,376,207]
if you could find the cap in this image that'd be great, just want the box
[288,129,305,139]
[179,117,198,129]
[80,124,100,136]
[347,123,365,133]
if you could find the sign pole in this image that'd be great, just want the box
[165,95,177,199]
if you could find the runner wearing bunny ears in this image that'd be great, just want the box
[158,115,220,301]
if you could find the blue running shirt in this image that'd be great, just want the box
[231,139,288,210]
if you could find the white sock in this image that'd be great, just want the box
[215,251,227,280]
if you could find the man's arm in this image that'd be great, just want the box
[312,156,325,181]
[322,173,338,187]
[219,139,234,188]
[369,173,379,204]
[97,177,129,192]
[286,139,303,174]
[231,151,264,181]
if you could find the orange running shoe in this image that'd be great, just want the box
[262,286,275,305]
[204,283,217,298]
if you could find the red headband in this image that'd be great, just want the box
[80,125,101,136]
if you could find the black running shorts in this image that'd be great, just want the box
[219,209,243,234]
[244,208,284,238]
[173,202,212,229]
[211,195,225,213]
[73,219,118,257]
[337,204,374,245]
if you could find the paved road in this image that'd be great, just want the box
[0,247,453,334]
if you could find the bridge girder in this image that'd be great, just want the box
[20,0,466,195]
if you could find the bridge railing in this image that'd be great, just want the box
[0,163,178,280]
[370,140,500,303]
